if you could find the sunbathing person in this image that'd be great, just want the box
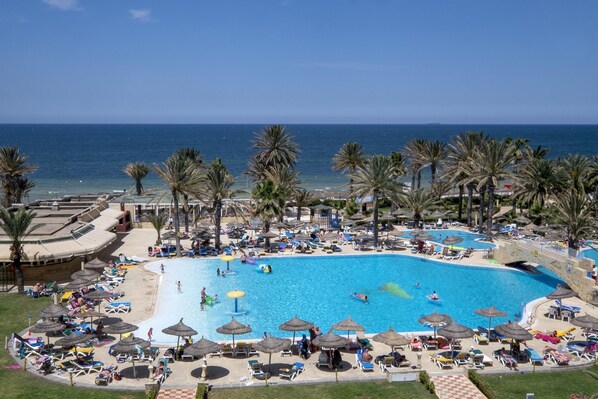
[361,349,373,363]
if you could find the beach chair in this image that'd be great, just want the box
[95,365,118,385]
[543,346,573,366]
[430,353,453,369]
[72,359,104,377]
[279,362,304,380]
[356,350,375,372]
[379,356,397,372]
[104,302,131,313]
[534,331,560,344]
[247,360,266,379]
[141,347,160,362]
[453,352,469,366]
[524,348,544,365]
[555,327,576,342]
[409,337,423,351]
[493,350,518,369]
[474,333,489,345]
[316,351,332,369]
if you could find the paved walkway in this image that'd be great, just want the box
[156,387,197,399]
[431,374,486,399]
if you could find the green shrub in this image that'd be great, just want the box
[196,383,210,399]
[468,369,496,399]
[419,371,435,394]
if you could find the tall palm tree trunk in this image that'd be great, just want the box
[431,166,437,185]
[265,221,271,250]
[457,184,464,221]
[135,179,143,196]
[478,186,485,230]
[214,200,222,250]
[183,194,190,233]
[466,183,474,227]
[411,173,416,191]
[13,254,24,294]
[417,171,422,189]
[296,204,302,221]
[172,190,182,257]
[373,194,380,248]
[486,184,495,241]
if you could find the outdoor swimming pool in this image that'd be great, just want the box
[138,254,561,344]
[412,229,495,250]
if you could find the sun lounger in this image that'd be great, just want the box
[534,331,560,344]
[474,333,489,345]
[493,350,518,369]
[316,351,332,369]
[104,302,131,313]
[95,365,118,385]
[247,359,266,379]
[524,348,544,365]
[453,352,469,366]
[279,362,304,380]
[430,353,453,369]
[409,337,423,351]
[356,349,375,371]
[543,346,574,366]
[379,356,397,372]
[555,327,576,342]
[73,359,104,377]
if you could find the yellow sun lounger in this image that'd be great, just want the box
[556,327,576,337]
[61,291,73,302]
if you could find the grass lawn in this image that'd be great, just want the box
[209,381,436,399]
[481,366,598,399]
[0,293,144,399]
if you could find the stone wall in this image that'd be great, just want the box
[494,241,598,302]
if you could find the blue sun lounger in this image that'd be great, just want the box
[524,348,544,365]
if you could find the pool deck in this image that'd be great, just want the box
[12,226,598,391]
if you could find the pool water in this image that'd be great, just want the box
[411,229,495,250]
[138,255,561,344]
[580,248,598,263]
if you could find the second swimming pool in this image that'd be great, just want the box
[138,254,561,344]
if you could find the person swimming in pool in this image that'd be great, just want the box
[430,291,439,300]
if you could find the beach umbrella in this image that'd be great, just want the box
[418,312,452,339]
[513,215,531,225]
[83,290,119,311]
[72,309,107,324]
[379,214,396,222]
[547,285,577,316]
[442,236,464,247]
[162,318,198,359]
[437,321,474,356]
[475,306,508,341]
[38,304,69,318]
[313,329,350,383]
[262,231,278,239]
[494,322,533,342]
[312,204,332,211]
[184,336,222,358]
[63,279,92,291]
[372,327,409,350]
[287,219,304,227]
[226,290,245,313]
[71,269,100,281]
[103,320,139,339]
[216,317,251,348]
[54,333,93,347]
[85,258,109,270]
[350,212,365,221]
[332,316,365,339]
[413,233,434,242]
[294,233,309,241]
[112,336,151,378]
[29,321,65,344]
[220,254,235,271]
[571,314,598,352]
[255,335,292,369]
[278,316,314,344]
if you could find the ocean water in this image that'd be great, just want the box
[138,255,562,344]
[0,124,597,200]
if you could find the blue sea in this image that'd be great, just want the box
[0,124,597,200]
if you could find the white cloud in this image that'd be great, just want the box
[129,9,152,22]
[41,0,80,11]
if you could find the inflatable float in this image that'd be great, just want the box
[379,282,412,299]
[203,295,218,306]
[257,264,272,273]
[351,292,368,303]
[426,294,442,302]
[246,257,257,265]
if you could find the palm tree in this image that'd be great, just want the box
[350,155,402,248]
[144,213,166,246]
[558,154,591,194]
[175,148,203,233]
[393,188,439,228]
[421,140,447,185]
[0,146,37,207]
[154,154,202,257]
[404,139,427,189]
[553,190,594,250]
[447,132,486,225]
[465,139,515,240]
[252,179,285,248]
[123,162,150,196]
[511,158,563,210]
[0,206,41,293]
[332,142,367,195]
[195,159,242,249]
[248,125,300,180]
[293,188,314,221]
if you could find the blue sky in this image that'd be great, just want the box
[0,0,597,123]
